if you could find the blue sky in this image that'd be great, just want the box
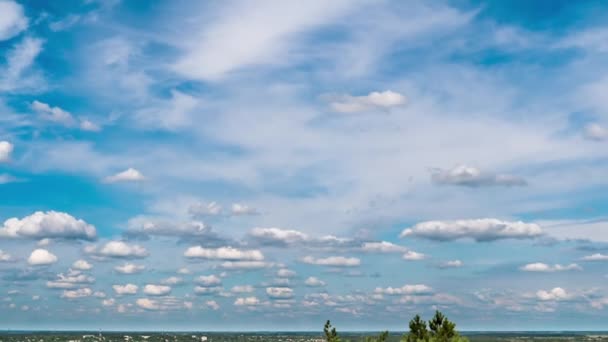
[1,0,608,331]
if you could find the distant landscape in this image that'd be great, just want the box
[2,331,608,342]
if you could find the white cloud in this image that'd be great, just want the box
[184,246,264,261]
[88,241,148,259]
[0,37,44,92]
[583,123,608,141]
[304,276,326,287]
[72,259,93,270]
[374,284,433,295]
[301,256,360,267]
[234,296,260,306]
[439,260,463,269]
[250,227,308,245]
[536,287,572,301]
[327,90,406,113]
[193,286,222,295]
[79,119,101,132]
[520,263,582,272]
[401,218,543,242]
[102,298,115,307]
[61,288,93,299]
[0,141,13,162]
[0,0,28,41]
[143,284,171,296]
[219,261,270,269]
[431,165,527,187]
[172,0,355,80]
[581,253,608,261]
[361,241,408,253]
[188,201,223,217]
[136,298,159,310]
[196,275,222,286]
[46,270,94,289]
[206,300,220,310]
[103,168,145,183]
[161,277,183,285]
[0,249,12,261]
[277,269,296,278]
[231,285,254,293]
[126,217,214,238]
[114,263,146,274]
[266,287,293,299]
[134,90,199,130]
[231,203,258,216]
[112,284,138,295]
[0,211,96,241]
[31,100,75,126]
[0,173,19,184]
[177,267,190,274]
[402,251,426,261]
[27,248,57,266]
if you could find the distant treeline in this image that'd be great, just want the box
[324,310,469,342]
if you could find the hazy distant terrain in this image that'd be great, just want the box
[1,332,608,342]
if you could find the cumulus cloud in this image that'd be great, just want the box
[536,287,572,301]
[72,259,93,270]
[583,123,608,141]
[46,270,94,289]
[125,217,222,241]
[581,253,608,261]
[266,287,294,299]
[431,165,527,187]
[231,203,258,216]
[231,285,254,293]
[206,300,220,310]
[301,256,360,267]
[400,218,543,242]
[520,263,582,272]
[27,249,57,266]
[374,284,433,295]
[87,241,148,259]
[402,251,426,260]
[361,241,409,253]
[277,269,296,278]
[194,286,222,296]
[143,284,172,296]
[161,277,183,285]
[79,119,101,132]
[31,100,75,126]
[249,227,354,248]
[0,211,96,241]
[0,0,28,41]
[250,227,308,246]
[103,168,145,183]
[439,260,464,269]
[304,276,326,287]
[0,249,12,262]
[188,201,222,217]
[326,90,406,113]
[136,298,159,310]
[234,296,260,306]
[184,246,264,261]
[114,263,146,274]
[0,141,14,162]
[61,287,93,299]
[196,275,222,286]
[219,261,270,270]
[112,284,138,295]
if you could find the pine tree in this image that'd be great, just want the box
[324,320,340,342]
[406,314,428,342]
